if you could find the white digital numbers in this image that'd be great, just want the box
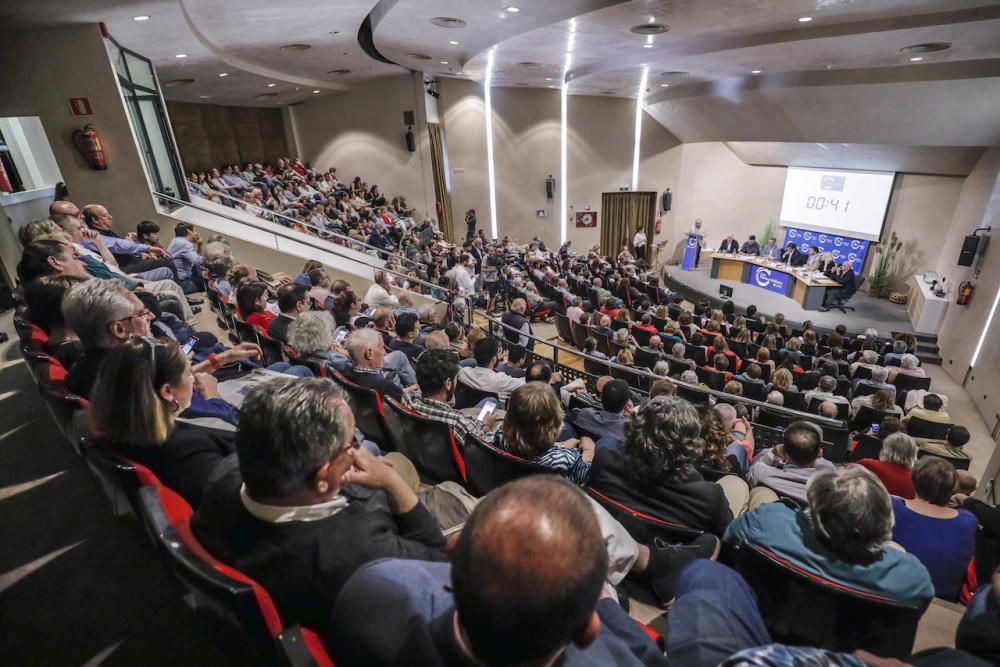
[805,196,850,213]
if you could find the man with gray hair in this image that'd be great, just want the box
[566,296,584,324]
[849,350,879,378]
[192,377,448,639]
[746,421,834,505]
[888,353,927,383]
[804,375,849,410]
[884,338,908,364]
[680,369,699,385]
[667,342,696,373]
[853,363,895,396]
[343,327,406,401]
[714,403,754,474]
[725,464,934,607]
[857,432,918,498]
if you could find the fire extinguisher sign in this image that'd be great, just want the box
[69,97,93,116]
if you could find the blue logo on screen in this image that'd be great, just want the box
[821,174,846,191]
[750,265,790,295]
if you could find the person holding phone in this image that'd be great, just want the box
[408,350,499,445]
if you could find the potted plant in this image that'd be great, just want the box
[867,231,903,298]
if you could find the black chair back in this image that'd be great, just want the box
[695,366,727,391]
[853,366,874,381]
[630,326,652,348]
[732,541,926,658]
[892,374,931,393]
[586,488,703,545]
[555,313,574,345]
[851,405,895,433]
[634,348,661,370]
[850,435,883,462]
[684,344,708,367]
[383,399,466,485]
[454,380,500,410]
[572,323,590,350]
[462,434,552,496]
[776,389,807,412]
[583,355,610,376]
[256,331,287,367]
[737,379,766,401]
[755,407,791,430]
[676,384,710,404]
[906,416,951,440]
[611,365,650,392]
[329,370,399,450]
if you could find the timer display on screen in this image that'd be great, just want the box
[779,167,894,242]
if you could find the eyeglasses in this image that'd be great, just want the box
[115,307,154,326]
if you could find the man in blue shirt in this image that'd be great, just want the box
[166,222,204,293]
[761,237,782,260]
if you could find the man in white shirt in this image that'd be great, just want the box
[803,375,850,410]
[452,253,476,297]
[632,229,647,260]
[457,338,524,402]
[363,270,400,310]
[566,297,584,324]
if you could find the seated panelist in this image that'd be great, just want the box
[718,235,739,253]
[781,242,807,267]
[740,235,760,255]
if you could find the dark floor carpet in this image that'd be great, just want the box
[0,312,230,666]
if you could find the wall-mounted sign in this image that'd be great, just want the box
[536,209,547,218]
[576,211,598,228]
[69,97,93,116]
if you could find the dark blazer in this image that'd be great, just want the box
[740,241,760,255]
[782,249,807,267]
[344,367,404,401]
[266,313,296,343]
[115,421,236,508]
[588,446,733,535]
[719,239,739,253]
[328,559,669,667]
[192,467,447,636]
[389,338,425,362]
[835,268,857,291]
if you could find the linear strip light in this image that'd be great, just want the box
[631,65,649,191]
[484,49,499,239]
[560,20,576,244]
[970,283,1000,368]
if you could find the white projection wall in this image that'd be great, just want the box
[779,167,894,241]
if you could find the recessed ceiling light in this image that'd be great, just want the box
[660,83,670,87]
[441,60,449,65]
[163,78,195,88]
[506,6,520,12]
[909,56,924,62]
[267,83,276,87]
[516,61,542,68]
[199,95,210,99]
[406,52,432,60]
[313,89,321,94]
[751,69,762,74]
[643,43,654,48]
[797,16,813,22]
[218,72,228,77]
[900,42,952,54]
[630,23,670,35]
[132,15,150,21]
[431,17,467,28]
[175,54,187,59]
[327,69,351,75]
[449,40,459,45]
[545,77,553,81]
[280,43,312,51]
[256,93,277,99]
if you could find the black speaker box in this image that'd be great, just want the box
[958,235,981,266]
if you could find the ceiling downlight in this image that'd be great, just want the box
[630,24,670,35]
[900,42,952,54]
[431,17,467,29]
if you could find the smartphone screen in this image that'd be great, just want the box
[871,423,880,434]
[477,400,498,422]
[335,328,349,343]
[181,336,199,355]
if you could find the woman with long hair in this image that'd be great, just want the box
[237,281,274,330]
[90,337,235,507]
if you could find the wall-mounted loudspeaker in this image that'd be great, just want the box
[546,174,555,199]
[661,188,672,212]
[958,235,984,266]
[403,110,415,126]
[405,126,416,153]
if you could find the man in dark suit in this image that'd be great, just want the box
[740,235,761,255]
[820,261,857,311]
[328,476,670,666]
[192,377,447,640]
[343,327,406,401]
[719,235,739,253]
[267,283,309,343]
[781,242,807,267]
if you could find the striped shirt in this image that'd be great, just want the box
[493,431,591,486]
[407,396,487,447]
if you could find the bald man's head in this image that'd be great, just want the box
[82,204,112,231]
[424,329,450,350]
[50,200,80,217]
[451,477,607,665]
[594,375,614,397]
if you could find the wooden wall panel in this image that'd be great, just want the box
[166,101,289,172]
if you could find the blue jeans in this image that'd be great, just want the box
[134,267,174,282]
[269,362,313,378]
[727,442,748,474]
[384,350,416,387]
[458,358,477,368]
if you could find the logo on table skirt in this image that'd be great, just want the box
[754,268,773,288]
[687,236,698,247]
[803,231,812,241]
[834,237,843,247]
[850,239,862,250]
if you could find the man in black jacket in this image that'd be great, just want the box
[718,235,739,253]
[781,242,807,267]
[267,283,309,343]
[192,377,447,638]
[343,327,406,401]
[820,261,857,311]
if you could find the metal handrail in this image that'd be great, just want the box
[159,189,843,428]
[185,179,417,266]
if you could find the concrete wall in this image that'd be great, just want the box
[166,101,289,173]
[289,73,435,221]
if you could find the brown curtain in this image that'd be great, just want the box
[427,123,456,244]
[600,191,656,262]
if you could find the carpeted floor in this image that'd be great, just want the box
[0,311,230,666]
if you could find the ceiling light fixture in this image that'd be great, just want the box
[545,77,553,81]
[327,69,351,75]
[660,83,669,87]
[163,78,195,88]
[643,43,654,48]
[751,69,762,74]
[199,95,210,99]
[900,42,952,54]
[406,52,433,60]
[441,60,449,65]
[279,43,311,51]
[506,6,520,12]
[909,56,924,62]
[175,54,187,59]
[797,16,812,22]
[267,83,276,87]
[218,72,228,77]
[449,40,459,45]
[313,90,321,94]
[431,17,467,28]
[132,15,150,21]
[630,23,670,35]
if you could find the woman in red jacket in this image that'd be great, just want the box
[237,281,275,330]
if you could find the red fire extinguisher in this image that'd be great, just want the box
[655,217,662,235]
[957,281,974,305]
[0,160,12,193]
[72,124,108,170]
